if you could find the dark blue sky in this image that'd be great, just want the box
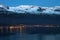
[0,0,60,7]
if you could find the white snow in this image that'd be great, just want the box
[0,4,9,11]
[0,4,60,14]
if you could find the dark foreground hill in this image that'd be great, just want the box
[0,11,60,26]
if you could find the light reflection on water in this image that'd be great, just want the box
[0,33,60,40]
[0,25,60,40]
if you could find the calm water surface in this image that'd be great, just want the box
[0,26,60,40]
[0,32,60,40]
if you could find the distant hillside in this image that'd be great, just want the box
[0,4,60,26]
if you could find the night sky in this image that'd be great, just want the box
[0,0,60,7]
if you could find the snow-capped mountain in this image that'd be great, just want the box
[0,4,9,11]
[0,4,60,25]
[0,4,60,14]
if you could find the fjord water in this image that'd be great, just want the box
[0,27,60,40]
[0,32,60,40]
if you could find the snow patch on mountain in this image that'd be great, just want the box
[0,4,9,11]
[0,4,60,14]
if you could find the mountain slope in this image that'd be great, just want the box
[0,4,60,15]
[0,4,60,26]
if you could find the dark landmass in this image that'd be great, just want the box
[0,11,60,26]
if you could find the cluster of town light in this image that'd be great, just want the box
[0,24,59,33]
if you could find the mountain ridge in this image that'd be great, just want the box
[0,4,60,15]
